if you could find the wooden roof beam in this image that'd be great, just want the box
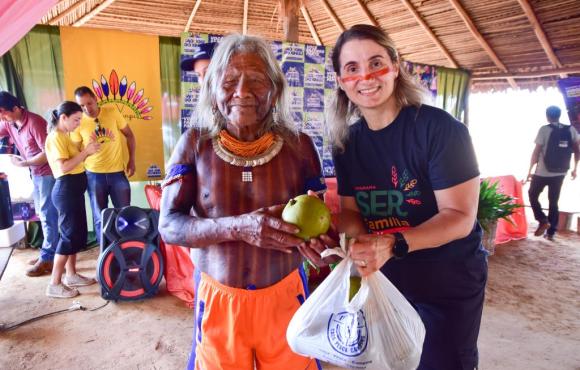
[73,0,116,27]
[184,0,203,32]
[472,66,580,80]
[515,0,565,78]
[354,0,378,27]
[400,0,458,68]
[49,0,87,26]
[300,4,322,45]
[320,0,345,32]
[280,0,299,42]
[447,0,517,89]
[243,0,249,35]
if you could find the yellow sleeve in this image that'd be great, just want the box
[46,133,70,161]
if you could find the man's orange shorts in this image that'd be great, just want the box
[189,268,320,370]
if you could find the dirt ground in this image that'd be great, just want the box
[1,229,579,370]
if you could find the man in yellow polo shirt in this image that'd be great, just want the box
[72,86,136,244]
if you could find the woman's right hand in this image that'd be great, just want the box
[237,204,305,254]
[350,234,395,277]
[84,141,100,156]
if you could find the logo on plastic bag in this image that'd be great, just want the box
[327,310,368,356]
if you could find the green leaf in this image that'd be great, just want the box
[477,179,522,230]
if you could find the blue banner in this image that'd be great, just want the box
[557,77,580,132]
[180,33,440,177]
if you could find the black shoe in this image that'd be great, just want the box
[543,234,555,242]
[534,221,550,236]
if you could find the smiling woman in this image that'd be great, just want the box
[336,41,399,116]
[327,24,488,370]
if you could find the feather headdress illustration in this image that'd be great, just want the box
[91,70,153,120]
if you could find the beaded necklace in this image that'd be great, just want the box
[218,129,275,157]
[213,129,283,182]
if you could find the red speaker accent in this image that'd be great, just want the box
[96,206,164,301]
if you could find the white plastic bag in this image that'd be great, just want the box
[287,256,426,370]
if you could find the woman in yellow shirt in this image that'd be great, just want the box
[45,101,100,298]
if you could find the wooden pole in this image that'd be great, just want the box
[354,0,378,27]
[399,0,459,68]
[472,66,580,80]
[300,4,322,45]
[73,0,116,27]
[280,0,299,42]
[49,0,87,26]
[184,0,203,32]
[320,0,345,32]
[516,0,562,68]
[243,0,249,35]
[515,0,566,78]
[447,0,518,89]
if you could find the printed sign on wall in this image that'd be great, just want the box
[61,27,164,181]
[558,77,580,133]
[180,34,440,177]
[180,33,337,177]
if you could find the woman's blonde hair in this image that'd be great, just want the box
[195,34,297,142]
[328,24,426,151]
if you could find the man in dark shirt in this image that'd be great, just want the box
[0,91,58,276]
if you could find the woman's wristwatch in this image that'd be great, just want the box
[392,232,409,259]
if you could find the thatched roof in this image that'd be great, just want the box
[39,0,580,92]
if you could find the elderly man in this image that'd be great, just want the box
[0,91,58,276]
[159,34,326,370]
[73,86,136,244]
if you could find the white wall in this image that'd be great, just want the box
[469,87,579,214]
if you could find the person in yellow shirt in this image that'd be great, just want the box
[45,101,100,298]
[72,86,136,245]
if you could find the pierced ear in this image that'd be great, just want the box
[336,76,345,91]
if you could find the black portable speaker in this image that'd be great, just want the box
[96,206,164,301]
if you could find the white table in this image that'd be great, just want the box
[0,221,25,280]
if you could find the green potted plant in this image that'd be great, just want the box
[477,179,522,255]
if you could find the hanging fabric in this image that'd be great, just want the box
[0,0,59,57]
[436,67,471,122]
[0,54,28,108]
[159,36,182,164]
[0,25,64,117]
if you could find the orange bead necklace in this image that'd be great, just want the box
[218,129,275,158]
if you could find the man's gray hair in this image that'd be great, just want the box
[195,34,297,139]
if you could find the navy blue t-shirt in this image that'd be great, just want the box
[333,105,483,261]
